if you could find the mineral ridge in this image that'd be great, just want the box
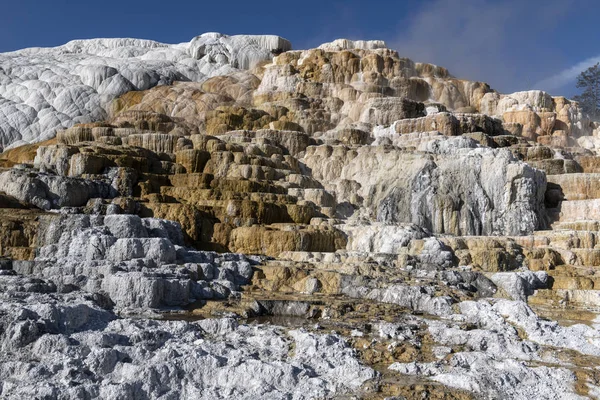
[0,34,600,399]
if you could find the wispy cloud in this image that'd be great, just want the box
[393,0,514,81]
[533,56,600,92]
[391,0,575,94]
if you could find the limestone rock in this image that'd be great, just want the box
[0,33,290,150]
[358,97,425,125]
[0,168,112,210]
[23,213,259,309]
[304,141,547,236]
[392,112,460,137]
[2,32,600,400]
[0,289,374,400]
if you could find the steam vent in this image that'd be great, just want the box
[2,33,600,399]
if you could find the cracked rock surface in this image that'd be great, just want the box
[1,35,600,399]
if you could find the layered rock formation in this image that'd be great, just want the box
[0,33,290,150]
[2,35,600,399]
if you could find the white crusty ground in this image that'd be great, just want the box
[0,291,375,400]
[0,33,290,150]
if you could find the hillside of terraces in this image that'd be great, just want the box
[1,34,600,399]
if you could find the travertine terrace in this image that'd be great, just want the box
[1,34,600,399]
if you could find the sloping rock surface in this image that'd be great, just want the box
[0,33,290,150]
[2,35,600,400]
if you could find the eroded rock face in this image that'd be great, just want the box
[481,90,594,144]
[0,33,291,150]
[304,138,547,236]
[3,34,600,400]
[20,213,258,310]
[0,286,375,400]
[390,299,600,399]
[0,168,113,210]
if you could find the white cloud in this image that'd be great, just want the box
[533,56,600,92]
[391,0,575,94]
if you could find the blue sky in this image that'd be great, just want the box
[0,0,597,98]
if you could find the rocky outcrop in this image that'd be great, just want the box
[390,299,600,399]
[0,168,113,210]
[3,34,600,400]
[304,138,547,236]
[0,285,375,399]
[481,90,594,144]
[0,33,291,151]
[18,213,259,310]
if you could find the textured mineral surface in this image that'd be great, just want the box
[1,34,600,399]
